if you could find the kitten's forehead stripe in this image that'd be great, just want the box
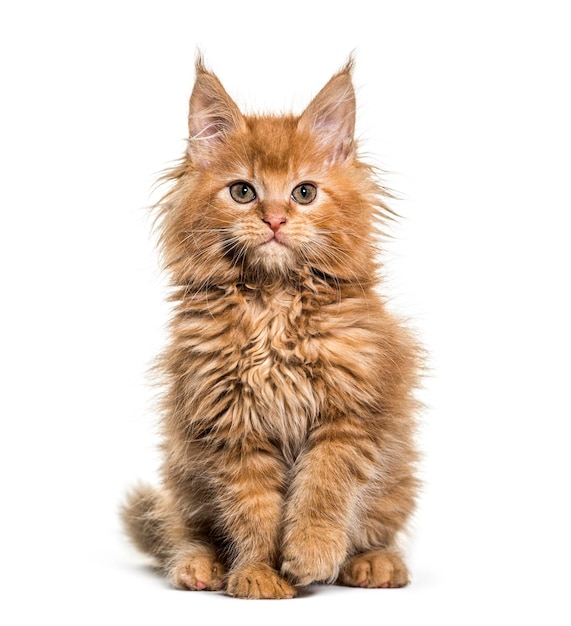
[246,115,300,176]
[235,115,326,192]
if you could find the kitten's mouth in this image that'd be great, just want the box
[262,233,287,247]
[256,233,294,270]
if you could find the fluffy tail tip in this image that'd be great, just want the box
[121,483,168,563]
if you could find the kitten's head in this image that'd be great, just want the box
[158,56,389,287]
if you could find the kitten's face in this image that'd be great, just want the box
[204,117,355,277]
[161,59,381,284]
[218,170,318,275]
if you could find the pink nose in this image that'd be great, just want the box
[263,215,287,233]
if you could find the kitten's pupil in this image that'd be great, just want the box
[230,182,256,204]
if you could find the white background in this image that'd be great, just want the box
[1,1,570,624]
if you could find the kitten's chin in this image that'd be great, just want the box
[250,240,297,274]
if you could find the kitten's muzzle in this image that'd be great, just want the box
[262,214,287,233]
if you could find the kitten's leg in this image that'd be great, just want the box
[281,419,380,586]
[339,473,416,588]
[122,483,225,591]
[339,550,409,588]
[216,443,297,599]
[158,493,227,591]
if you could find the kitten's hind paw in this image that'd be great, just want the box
[227,563,296,599]
[340,550,409,589]
[169,549,226,591]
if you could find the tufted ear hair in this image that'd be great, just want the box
[297,58,356,163]
[187,55,246,164]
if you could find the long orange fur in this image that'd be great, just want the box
[122,56,422,598]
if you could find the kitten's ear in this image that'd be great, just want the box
[187,56,245,163]
[298,60,356,163]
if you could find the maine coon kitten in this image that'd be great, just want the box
[122,56,421,599]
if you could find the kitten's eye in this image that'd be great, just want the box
[229,182,257,204]
[291,183,317,205]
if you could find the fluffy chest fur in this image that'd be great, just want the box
[169,283,378,458]
[233,292,321,453]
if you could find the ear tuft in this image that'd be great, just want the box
[297,58,357,163]
[187,54,245,163]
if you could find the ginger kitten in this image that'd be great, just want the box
[122,56,421,599]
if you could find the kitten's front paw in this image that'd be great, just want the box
[227,563,296,599]
[340,550,409,588]
[281,526,348,586]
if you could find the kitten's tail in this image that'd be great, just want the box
[121,484,172,565]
